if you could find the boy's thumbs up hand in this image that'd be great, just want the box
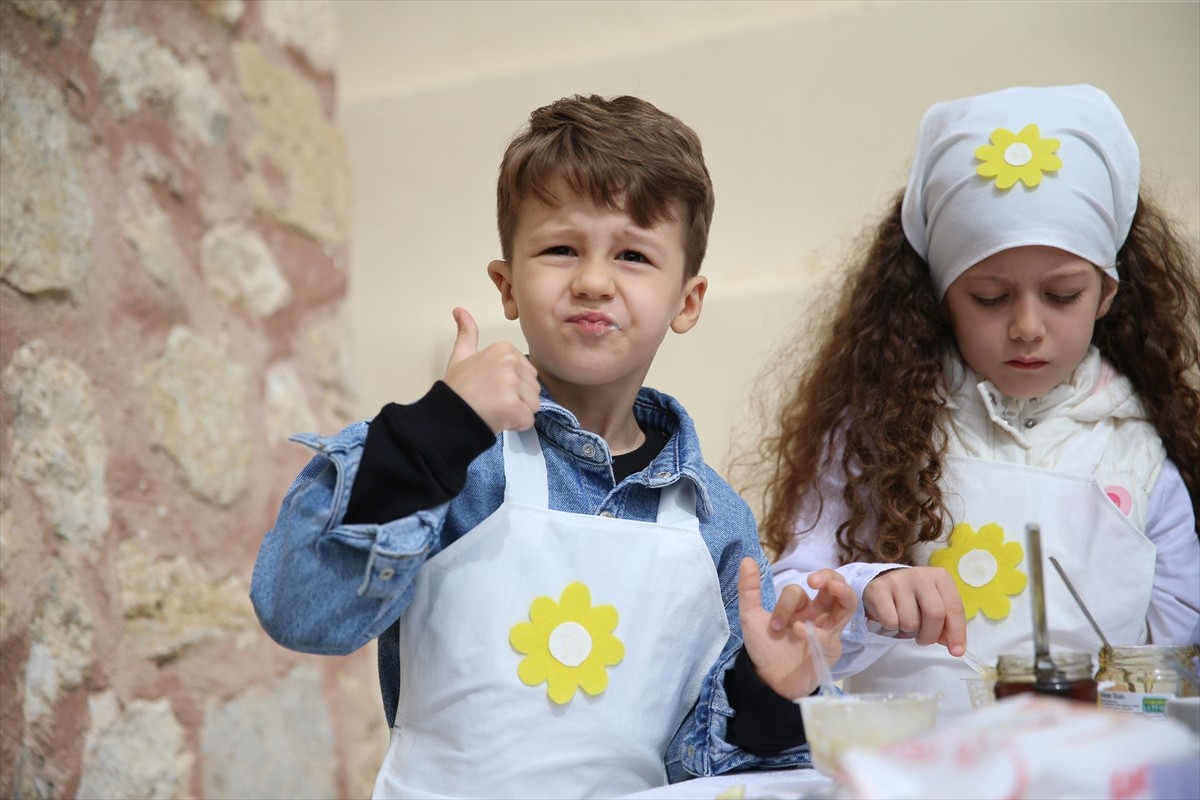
[443,308,540,433]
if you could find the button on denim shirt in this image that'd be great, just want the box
[251,386,811,781]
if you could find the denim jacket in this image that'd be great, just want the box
[250,386,812,781]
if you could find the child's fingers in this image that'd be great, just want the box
[937,581,968,656]
[736,558,763,626]
[771,584,812,632]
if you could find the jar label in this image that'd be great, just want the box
[1099,689,1174,716]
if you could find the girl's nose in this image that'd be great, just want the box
[572,256,615,299]
[1009,296,1045,342]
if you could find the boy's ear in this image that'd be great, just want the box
[488,260,520,320]
[670,275,707,334]
[1095,274,1118,319]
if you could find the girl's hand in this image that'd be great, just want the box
[737,558,857,700]
[863,566,967,655]
[443,308,540,433]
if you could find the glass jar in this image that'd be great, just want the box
[994,651,1097,703]
[1096,644,1200,717]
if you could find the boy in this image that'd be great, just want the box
[250,95,855,798]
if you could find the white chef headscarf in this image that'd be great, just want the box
[901,84,1139,298]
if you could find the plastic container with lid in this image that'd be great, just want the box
[1097,644,1199,717]
[994,651,1098,703]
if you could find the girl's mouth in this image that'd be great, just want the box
[1006,358,1047,370]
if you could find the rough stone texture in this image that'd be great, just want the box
[265,362,318,444]
[23,558,94,722]
[308,312,365,428]
[91,7,230,145]
[195,0,244,27]
[200,222,291,318]
[116,539,258,663]
[7,0,77,46]
[0,3,367,795]
[120,199,186,293]
[233,42,351,246]
[2,342,110,549]
[260,0,337,73]
[202,664,337,799]
[0,478,21,631]
[76,691,192,800]
[137,326,252,507]
[0,50,93,298]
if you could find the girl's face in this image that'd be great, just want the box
[943,246,1117,400]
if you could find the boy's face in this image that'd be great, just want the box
[488,179,706,403]
[943,245,1117,400]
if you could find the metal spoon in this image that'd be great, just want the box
[1026,524,1055,679]
[1049,555,1111,648]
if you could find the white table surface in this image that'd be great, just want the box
[618,768,836,799]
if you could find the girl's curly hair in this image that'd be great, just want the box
[753,192,1199,565]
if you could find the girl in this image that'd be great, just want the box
[755,85,1200,716]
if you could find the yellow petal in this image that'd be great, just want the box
[584,603,619,635]
[978,592,1011,621]
[559,581,591,613]
[509,621,545,654]
[1037,153,1063,172]
[517,655,550,687]
[576,663,610,696]
[1015,123,1041,144]
[529,595,561,626]
[975,144,1001,162]
[976,161,1002,179]
[990,127,1017,148]
[994,172,1018,190]
[1019,168,1044,188]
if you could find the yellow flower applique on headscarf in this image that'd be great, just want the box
[975,123,1062,189]
[509,581,624,704]
[930,522,1027,620]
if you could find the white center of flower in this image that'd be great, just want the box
[958,549,999,588]
[548,621,592,667]
[1003,142,1033,167]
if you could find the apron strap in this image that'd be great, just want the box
[503,428,550,508]
[503,429,700,530]
[656,480,700,532]
[1055,418,1115,475]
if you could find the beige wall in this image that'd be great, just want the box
[336,0,1200,490]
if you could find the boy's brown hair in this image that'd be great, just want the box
[496,94,715,279]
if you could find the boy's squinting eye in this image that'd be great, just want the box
[542,245,574,257]
[618,250,649,264]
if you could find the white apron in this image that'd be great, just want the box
[845,420,1156,718]
[372,428,730,799]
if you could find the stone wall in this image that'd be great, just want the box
[0,1,385,797]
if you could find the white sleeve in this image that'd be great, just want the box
[1143,458,1200,645]
[768,467,909,680]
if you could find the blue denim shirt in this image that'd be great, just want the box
[251,386,812,781]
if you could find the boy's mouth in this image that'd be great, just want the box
[568,312,620,334]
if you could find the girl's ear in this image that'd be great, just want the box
[488,260,519,320]
[1096,274,1119,319]
[671,275,708,334]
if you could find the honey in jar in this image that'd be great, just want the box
[994,651,1098,703]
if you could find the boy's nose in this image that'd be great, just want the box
[571,256,615,299]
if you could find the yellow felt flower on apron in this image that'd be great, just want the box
[930,522,1027,620]
[509,581,624,704]
[975,123,1062,189]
